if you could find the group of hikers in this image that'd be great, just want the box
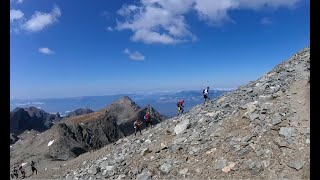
[11,161,37,179]
[177,86,211,115]
[133,86,211,136]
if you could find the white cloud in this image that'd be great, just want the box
[123,48,145,60]
[10,9,24,22]
[115,0,300,44]
[39,47,54,55]
[261,17,272,25]
[23,6,61,32]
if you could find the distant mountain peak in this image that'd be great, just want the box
[112,96,140,109]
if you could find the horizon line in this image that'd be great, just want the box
[10,87,237,101]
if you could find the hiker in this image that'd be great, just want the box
[177,100,185,116]
[31,160,37,176]
[133,118,142,136]
[203,86,210,105]
[11,166,17,179]
[13,166,18,178]
[85,133,94,151]
[19,165,26,179]
[89,135,94,152]
[144,112,153,130]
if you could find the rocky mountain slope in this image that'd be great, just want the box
[10,106,62,134]
[10,97,167,176]
[30,47,309,179]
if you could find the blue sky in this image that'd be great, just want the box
[10,0,310,99]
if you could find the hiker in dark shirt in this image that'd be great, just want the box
[203,86,210,105]
[19,165,26,178]
[31,161,38,176]
[133,118,142,136]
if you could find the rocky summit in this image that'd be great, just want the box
[18,47,310,179]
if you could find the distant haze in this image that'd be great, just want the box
[10,90,231,117]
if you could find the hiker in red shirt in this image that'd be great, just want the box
[177,99,185,116]
[144,112,153,130]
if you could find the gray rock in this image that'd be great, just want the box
[239,105,247,110]
[88,166,101,175]
[195,168,202,174]
[238,146,250,158]
[243,87,253,92]
[279,127,296,138]
[160,163,172,175]
[170,144,184,153]
[173,137,187,144]
[100,161,109,169]
[259,114,266,121]
[105,165,115,171]
[214,159,228,170]
[249,113,259,121]
[179,168,189,175]
[288,160,305,170]
[245,159,255,169]
[141,148,152,156]
[272,116,282,125]
[189,146,200,155]
[116,174,126,180]
[174,119,190,135]
[136,170,151,180]
[242,134,255,143]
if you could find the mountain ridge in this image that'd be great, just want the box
[30,47,309,179]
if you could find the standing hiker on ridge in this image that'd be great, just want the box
[30,160,38,176]
[133,118,142,136]
[177,99,185,116]
[203,86,210,105]
[144,111,153,130]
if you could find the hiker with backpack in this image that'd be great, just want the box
[177,99,185,116]
[31,160,38,176]
[133,118,142,136]
[203,86,210,105]
[144,112,153,130]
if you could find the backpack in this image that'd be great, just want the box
[177,102,180,107]
[203,89,205,94]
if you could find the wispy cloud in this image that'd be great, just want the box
[39,47,54,55]
[123,48,145,61]
[11,0,23,4]
[101,11,112,20]
[106,26,113,31]
[260,17,272,25]
[10,9,24,22]
[115,0,300,44]
[23,6,61,32]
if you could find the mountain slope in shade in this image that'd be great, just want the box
[10,106,62,134]
[10,113,124,166]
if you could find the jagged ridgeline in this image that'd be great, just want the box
[11,47,309,179]
[10,96,167,171]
